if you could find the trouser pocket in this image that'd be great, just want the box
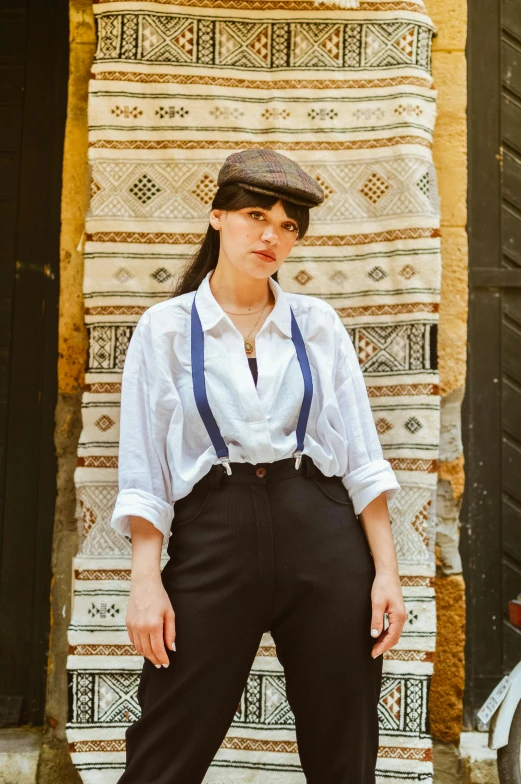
[171,485,214,528]
[312,474,353,506]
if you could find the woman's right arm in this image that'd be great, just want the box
[110,311,180,667]
[126,516,176,668]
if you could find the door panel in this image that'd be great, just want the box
[0,0,67,726]
[463,0,521,725]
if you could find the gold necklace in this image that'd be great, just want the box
[223,304,266,315]
[222,295,272,354]
[241,302,270,354]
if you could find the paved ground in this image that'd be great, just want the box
[0,727,42,784]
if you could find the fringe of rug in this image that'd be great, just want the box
[315,0,360,7]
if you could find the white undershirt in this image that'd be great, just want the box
[110,269,401,543]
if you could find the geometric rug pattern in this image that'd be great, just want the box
[67,1,440,781]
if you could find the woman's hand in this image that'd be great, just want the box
[356,493,407,658]
[127,515,176,667]
[127,574,176,667]
[369,568,407,658]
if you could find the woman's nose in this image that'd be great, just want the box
[261,225,279,244]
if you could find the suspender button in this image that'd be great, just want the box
[255,467,266,478]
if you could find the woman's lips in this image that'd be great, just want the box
[252,251,276,261]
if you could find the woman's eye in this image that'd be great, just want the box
[284,223,298,232]
[248,211,265,220]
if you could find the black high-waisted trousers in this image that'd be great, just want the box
[119,455,383,784]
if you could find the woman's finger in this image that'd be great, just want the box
[139,629,163,667]
[371,629,390,657]
[163,608,176,653]
[150,627,170,667]
[370,600,386,638]
[132,630,144,658]
[371,608,406,657]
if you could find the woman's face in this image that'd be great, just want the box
[209,200,300,279]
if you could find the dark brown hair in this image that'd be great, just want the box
[170,183,310,298]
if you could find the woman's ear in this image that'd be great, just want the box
[209,208,223,231]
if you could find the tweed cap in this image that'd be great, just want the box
[217,149,324,208]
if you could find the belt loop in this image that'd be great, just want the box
[210,463,225,489]
[304,454,316,477]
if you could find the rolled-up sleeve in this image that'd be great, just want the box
[110,312,176,542]
[332,312,401,515]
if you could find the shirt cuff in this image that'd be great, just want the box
[341,459,401,516]
[110,489,174,543]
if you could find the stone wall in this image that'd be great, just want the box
[38,1,469,781]
[425,0,468,749]
[36,3,94,783]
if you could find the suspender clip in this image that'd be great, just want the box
[220,456,233,475]
[293,450,303,470]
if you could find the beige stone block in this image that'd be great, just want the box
[61,126,90,223]
[425,0,467,52]
[430,575,466,743]
[433,740,465,784]
[436,476,464,575]
[433,135,467,229]
[432,52,467,228]
[439,454,465,501]
[432,53,466,132]
[66,42,94,125]
[58,3,94,396]
[439,386,464,463]
[0,728,42,784]
[70,0,96,45]
[59,221,88,395]
[438,227,468,396]
[459,733,499,784]
[61,42,94,222]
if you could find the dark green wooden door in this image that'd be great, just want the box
[0,0,67,725]
[462,0,521,726]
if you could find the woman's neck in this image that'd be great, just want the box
[209,263,273,313]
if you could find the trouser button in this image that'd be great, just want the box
[255,467,266,478]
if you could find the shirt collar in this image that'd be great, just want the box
[194,269,293,338]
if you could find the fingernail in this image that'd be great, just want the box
[371,628,379,637]
[155,664,161,669]
[162,663,169,668]
[171,641,176,651]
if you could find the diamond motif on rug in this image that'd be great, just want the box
[217,22,272,67]
[192,173,218,205]
[376,417,393,434]
[94,415,115,432]
[129,174,162,205]
[360,172,391,204]
[292,23,343,67]
[293,269,313,286]
[141,17,195,63]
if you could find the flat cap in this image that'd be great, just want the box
[217,148,324,208]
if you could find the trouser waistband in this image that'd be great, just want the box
[198,454,318,489]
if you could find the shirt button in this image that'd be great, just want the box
[255,467,266,478]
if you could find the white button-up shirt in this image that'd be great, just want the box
[111,269,401,542]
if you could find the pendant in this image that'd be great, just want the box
[245,341,253,354]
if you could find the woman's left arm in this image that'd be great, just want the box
[331,309,407,658]
[358,493,407,658]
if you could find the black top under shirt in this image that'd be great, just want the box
[247,356,258,387]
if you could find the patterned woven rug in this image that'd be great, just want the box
[66,1,440,781]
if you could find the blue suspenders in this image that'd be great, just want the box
[190,291,313,475]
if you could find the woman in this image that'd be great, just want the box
[111,148,406,784]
